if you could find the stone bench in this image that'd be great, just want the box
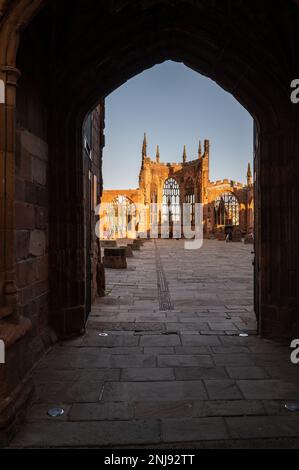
[130,241,140,251]
[134,238,144,246]
[103,247,127,269]
[101,240,117,248]
[119,245,134,258]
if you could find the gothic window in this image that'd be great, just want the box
[107,195,136,237]
[184,177,195,225]
[215,192,240,226]
[162,178,180,223]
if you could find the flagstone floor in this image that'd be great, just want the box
[10,240,299,448]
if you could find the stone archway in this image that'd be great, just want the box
[1,0,299,441]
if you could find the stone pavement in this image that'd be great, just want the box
[10,240,299,448]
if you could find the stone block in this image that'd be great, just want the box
[15,203,35,230]
[162,417,228,443]
[25,182,37,204]
[34,280,49,298]
[121,368,175,382]
[21,130,48,161]
[15,178,25,201]
[213,354,255,367]
[16,259,38,288]
[29,230,47,257]
[103,247,127,269]
[227,366,269,380]
[15,148,32,181]
[175,367,228,381]
[35,381,104,404]
[10,421,161,448]
[204,380,243,400]
[237,380,299,400]
[140,335,181,347]
[158,355,214,368]
[198,400,265,418]
[35,255,49,282]
[103,380,208,402]
[130,243,140,251]
[109,355,156,369]
[69,403,133,421]
[19,285,35,306]
[181,335,221,346]
[36,186,48,206]
[35,207,48,230]
[226,416,299,440]
[101,240,117,247]
[16,231,30,260]
[134,401,194,419]
[32,157,47,186]
[124,245,134,258]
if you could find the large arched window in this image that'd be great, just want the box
[215,192,240,226]
[107,195,136,237]
[162,178,180,223]
[184,177,195,225]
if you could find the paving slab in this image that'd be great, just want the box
[162,417,229,443]
[10,239,299,449]
[102,381,208,402]
[11,421,161,448]
[204,380,243,400]
[121,368,175,382]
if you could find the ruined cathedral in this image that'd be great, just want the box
[102,135,254,239]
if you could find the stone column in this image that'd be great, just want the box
[257,125,299,340]
[0,65,34,446]
[0,66,21,321]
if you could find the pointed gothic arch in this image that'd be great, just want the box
[162,178,181,223]
[215,192,240,227]
[109,195,137,238]
[1,0,299,439]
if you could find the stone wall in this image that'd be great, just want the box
[89,103,106,301]
[1,0,299,445]
[15,129,49,338]
[0,11,106,442]
[102,137,253,238]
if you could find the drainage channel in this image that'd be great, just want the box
[154,240,174,311]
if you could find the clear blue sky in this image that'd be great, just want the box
[103,61,253,190]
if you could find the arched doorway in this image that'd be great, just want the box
[3,1,296,343]
[1,1,299,438]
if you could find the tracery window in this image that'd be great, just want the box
[107,195,136,237]
[162,178,180,223]
[184,177,195,225]
[215,192,240,226]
